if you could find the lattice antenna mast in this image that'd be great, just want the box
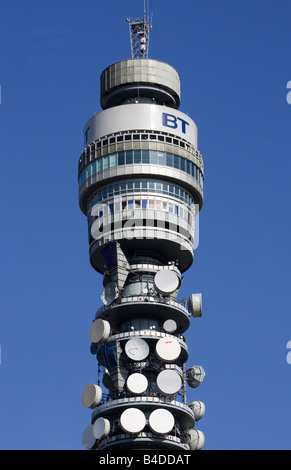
[126,1,152,59]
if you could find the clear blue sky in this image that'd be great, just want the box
[0,0,291,450]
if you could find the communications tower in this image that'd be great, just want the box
[79,10,206,451]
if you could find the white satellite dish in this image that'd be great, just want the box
[186,429,205,450]
[163,319,177,334]
[154,270,180,295]
[155,337,181,362]
[92,417,111,440]
[188,400,206,421]
[189,293,202,317]
[90,318,111,343]
[125,337,149,361]
[82,424,97,449]
[101,281,118,306]
[148,409,175,434]
[120,408,146,434]
[126,373,148,395]
[81,383,102,409]
[156,369,182,397]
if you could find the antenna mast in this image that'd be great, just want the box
[126,1,152,59]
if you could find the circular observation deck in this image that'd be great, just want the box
[100,59,181,109]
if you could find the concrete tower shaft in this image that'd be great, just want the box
[79,30,205,452]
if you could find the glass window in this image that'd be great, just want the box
[186,159,191,174]
[169,204,173,213]
[134,150,141,163]
[134,181,141,191]
[142,200,147,209]
[169,185,174,195]
[150,150,158,164]
[120,183,126,193]
[127,182,133,192]
[135,199,141,208]
[108,185,113,197]
[175,205,179,215]
[110,153,117,167]
[158,152,166,166]
[109,137,115,144]
[142,181,148,191]
[158,135,164,141]
[180,157,185,172]
[166,153,173,167]
[162,183,168,193]
[126,150,133,164]
[128,200,134,209]
[156,182,162,191]
[103,155,109,170]
[114,183,119,194]
[174,155,179,169]
[103,139,108,146]
[117,135,123,142]
[149,182,155,192]
[125,134,131,141]
[133,134,140,140]
[97,158,102,172]
[109,203,114,213]
[142,150,149,164]
[118,151,125,166]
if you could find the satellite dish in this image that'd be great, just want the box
[156,369,182,397]
[81,383,102,409]
[155,337,181,363]
[125,337,149,361]
[154,270,180,295]
[82,424,97,449]
[101,281,118,305]
[120,408,146,434]
[188,400,206,421]
[186,365,205,388]
[189,293,202,317]
[186,429,205,450]
[148,409,175,434]
[92,417,111,440]
[90,318,110,343]
[126,373,148,395]
[163,319,177,334]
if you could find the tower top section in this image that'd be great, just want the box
[100,59,181,110]
[126,3,152,59]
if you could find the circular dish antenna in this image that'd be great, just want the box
[93,417,111,440]
[188,400,206,421]
[126,373,148,395]
[82,424,97,449]
[186,365,206,388]
[163,319,177,334]
[90,318,111,343]
[156,369,182,397]
[81,383,102,409]
[155,337,181,363]
[101,281,118,306]
[125,337,149,361]
[148,409,175,434]
[154,270,180,295]
[189,293,202,317]
[120,408,146,434]
[186,429,205,450]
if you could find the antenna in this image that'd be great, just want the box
[126,1,152,59]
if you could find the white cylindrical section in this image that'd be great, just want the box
[84,104,198,148]
[155,337,181,362]
[120,408,146,434]
[126,373,148,394]
[92,417,110,440]
[82,424,97,449]
[156,369,182,397]
[81,383,102,409]
[90,319,111,343]
[148,409,175,434]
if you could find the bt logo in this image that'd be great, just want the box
[286,81,291,104]
[162,112,189,134]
